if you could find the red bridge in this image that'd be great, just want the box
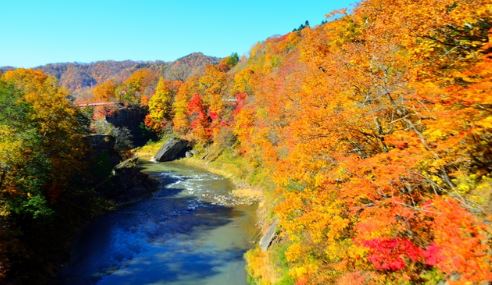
[76,102,124,107]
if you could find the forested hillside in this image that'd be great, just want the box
[139,0,491,283]
[1,52,219,98]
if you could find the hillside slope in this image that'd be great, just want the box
[1,52,219,96]
[139,1,492,284]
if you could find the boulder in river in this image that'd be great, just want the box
[154,138,191,162]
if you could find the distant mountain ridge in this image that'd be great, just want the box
[0,52,220,94]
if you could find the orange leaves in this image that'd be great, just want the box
[427,197,492,282]
[123,68,155,90]
[172,77,198,135]
[2,68,50,94]
[233,1,492,283]
[117,68,157,104]
[92,79,117,102]
[130,1,492,284]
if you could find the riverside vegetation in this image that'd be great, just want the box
[1,0,492,284]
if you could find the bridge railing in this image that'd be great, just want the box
[76,102,124,107]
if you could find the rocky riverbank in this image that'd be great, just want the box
[95,157,157,205]
[134,138,283,283]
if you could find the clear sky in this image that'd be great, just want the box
[2,0,357,67]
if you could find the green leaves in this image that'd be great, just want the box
[0,82,51,219]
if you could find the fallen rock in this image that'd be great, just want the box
[154,138,191,162]
[259,219,278,251]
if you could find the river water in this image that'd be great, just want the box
[60,161,257,285]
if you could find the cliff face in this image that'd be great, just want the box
[85,135,156,204]
[97,157,157,204]
[105,105,157,147]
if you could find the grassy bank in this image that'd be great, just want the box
[134,138,270,201]
[132,136,172,161]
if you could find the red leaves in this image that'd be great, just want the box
[422,243,442,266]
[363,238,423,271]
[187,93,206,115]
[233,92,248,115]
[187,93,220,142]
[209,111,219,121]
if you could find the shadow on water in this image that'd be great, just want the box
[59,163,256,285]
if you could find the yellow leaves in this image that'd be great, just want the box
[0,203,10,217]
[471,177,492,207]
[475,115,492,130]
[232,68,255,94]
[0,125,23,166]
[2,69,49,94]
[346,243,369,265]
[146,77,177,132]
[285,243,303,263]
[289,262,319,281]
[424,128,446,142]
[451,174,492,206]
[245,247,276,285]
[313,173,326,188]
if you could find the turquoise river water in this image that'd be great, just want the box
[60,161,257,285]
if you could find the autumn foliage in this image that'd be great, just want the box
[136,0,491,283]
[1,0,490,284]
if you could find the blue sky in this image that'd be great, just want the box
[2,0,356,67]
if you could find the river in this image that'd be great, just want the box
[59,161,257,285]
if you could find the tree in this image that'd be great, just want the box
[92,79,117,102]
[187,93,210,143]
[218,52,240,71]
[0,81,51,219]
[116,68,156,104]
[145,77,178,132]
[198,65,228,140]
[2,69,87,202]
[173,77,199,135]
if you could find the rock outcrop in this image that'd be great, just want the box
[259,219,278,251]
[105,105,157,147]
[98,157,157,204]
[85,134,122,181]
[154,138,191,162]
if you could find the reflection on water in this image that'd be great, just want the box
[60,161,257,285]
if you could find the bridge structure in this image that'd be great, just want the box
[76,102,124,108]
